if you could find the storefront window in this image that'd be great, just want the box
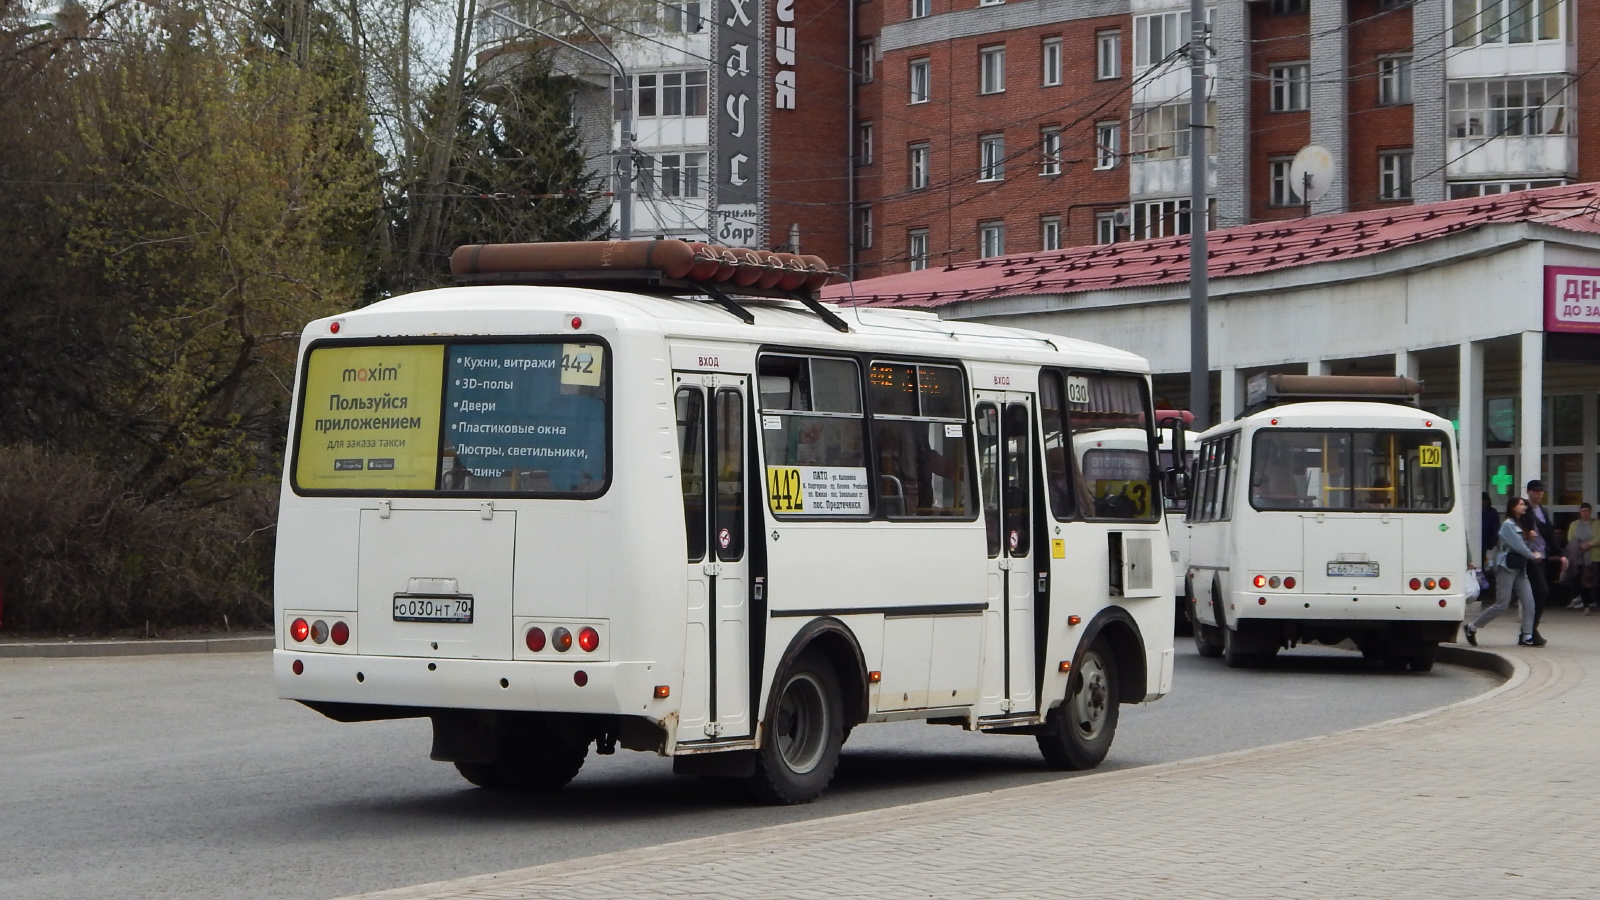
[1549,394,1582,446]
[1485,398,1516,449]
[1553,452,1584,506]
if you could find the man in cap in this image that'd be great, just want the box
[1525,479,1560,645]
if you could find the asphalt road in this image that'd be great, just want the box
[0,643,1497,900]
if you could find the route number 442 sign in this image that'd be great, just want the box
[766,466,869,515]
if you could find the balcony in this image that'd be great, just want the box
[1131,155,1217,199]
[1445,41,1576,80]
[1444,134,1576,180]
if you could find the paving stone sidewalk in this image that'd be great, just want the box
[337,614,1596,900]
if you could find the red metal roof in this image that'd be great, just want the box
[824,183,1600,309]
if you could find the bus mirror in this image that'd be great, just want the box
[1159,416,1186,461]
[1164,468,1190,502]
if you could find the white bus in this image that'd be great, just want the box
[1183,376,1467,671]
[274,241,1175,804]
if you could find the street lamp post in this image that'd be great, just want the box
[1187,0,1209,431]
[485,6,632,240]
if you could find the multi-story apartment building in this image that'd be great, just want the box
[485,0,1597,277]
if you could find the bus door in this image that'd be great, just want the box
[674,374,751,740]
[974,392,1037,716]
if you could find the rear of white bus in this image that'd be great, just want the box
[1223,409,1467,668]
[271,295,688,783]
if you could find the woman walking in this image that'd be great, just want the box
[1464,496,1544,648]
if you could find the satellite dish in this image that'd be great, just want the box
[1289,145,1337,204]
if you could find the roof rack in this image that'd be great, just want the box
[450,240,850,332]
[1244,374,1422,416]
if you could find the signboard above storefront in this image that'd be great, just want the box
[1545,265,1600,334]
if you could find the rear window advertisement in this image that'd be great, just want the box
[441,343,606,493]
[295,344,445,491]
[294,341,607,495]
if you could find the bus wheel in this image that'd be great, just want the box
[748,651,843,805]
[1037,640,1119,770]
[454,730,588,791]
[1190,598,1223,659]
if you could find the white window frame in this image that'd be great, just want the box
[1134,11,1190,70]
[1268,156,1302,207]
[978,133,1005,182]
[1379,150,1413,201]
[1042,37,1063,87]
[979,45,1006,95]
[1132,198,1204,240]
[909,142,930,190]
[633,71,709,118]
[1040,127,1061,176]
[910,0,929,20]
[1095,212,1118,245]
[1097,30,1121,80]
[1448,179,1566,199]
[857,206,873,249]
[662,1,705,33]
[858,121,874,166]
[1452,0,1566,47]
[909,58,931,104]
[654,151,708,198]
[1269,63,1310,112]
[1378,54,1412,106]
[979,220,1005,258]
[1095,121,1121,170]
[859,41,875,83]
[908,228,930,270]
[1040,215,1061,251]
[1447,77,1573,139]
[1131,101,1213,160]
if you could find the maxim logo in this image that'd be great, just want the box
[343,364,400,382]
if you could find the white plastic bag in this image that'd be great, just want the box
[1463,567,1482,604]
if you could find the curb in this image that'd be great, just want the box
[0,634,274,658]
[1436,643,1515,678]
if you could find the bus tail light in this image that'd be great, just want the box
[552,627,573,652]
[1258,597,1267,605]
[290,618,309,642]
[1439,599,1448,607]
[1268,576,1281,589]
[292,659,304,675]
[525,627,547,652]
[310,620,329,644]
[1283,576,1296,589]
[1253,574,1268,588]
[331,621,350,646]
[578,627,600,652]
[573,670,588,686]
[1409,578,1422,591]
[654,685,670,698]
[1425,578,1437,590]
[1439,577,1451,591]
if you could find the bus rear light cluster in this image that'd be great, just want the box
[1251,575,1297,590]
[289,616,351,647]
[1409,577,1453,591]
[522,622,603,655]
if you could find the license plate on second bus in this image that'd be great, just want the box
[393,594,474,623]
[1326,561,1379,577]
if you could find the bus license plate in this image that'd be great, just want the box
[392,594,474,623]
[1326,561,1379,577]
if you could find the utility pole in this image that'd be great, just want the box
[1187,0,1210,430]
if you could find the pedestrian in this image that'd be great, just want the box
[1524,479,1562,644]
[1567,502,1600,614]
[1480,492,1500,569]
[1463,495,1543,648]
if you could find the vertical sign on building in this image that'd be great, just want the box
[713,0,763,247]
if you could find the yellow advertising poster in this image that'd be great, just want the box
[295,344,444,490]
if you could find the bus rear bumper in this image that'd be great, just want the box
[273,650,668,718]
[1231,591,1466,624]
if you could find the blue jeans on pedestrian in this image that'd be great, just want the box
[1472,565,1535,639]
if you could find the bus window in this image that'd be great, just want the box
[715,389,744,560]
[758,355,870,517]
[868,362,971,518]
[977,403,1001,557]
[1002,403,1032,555]
[1251,430,1453,513]
[1064,372,1156,521]
[676,387,707,561]
[1038,372,1080,519]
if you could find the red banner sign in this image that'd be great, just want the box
[1546,266,1600,334]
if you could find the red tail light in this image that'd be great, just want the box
[1253,574,1268,588]
[292,659,304,675]
[578,627,600,652]
[1409,578,1422,591]
[290,618,309,642]
[1439,577,1451,591]
[1283,576,1296,589]
[552,627,573,652]
[331,621,349,646]
[525,627,547,652]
